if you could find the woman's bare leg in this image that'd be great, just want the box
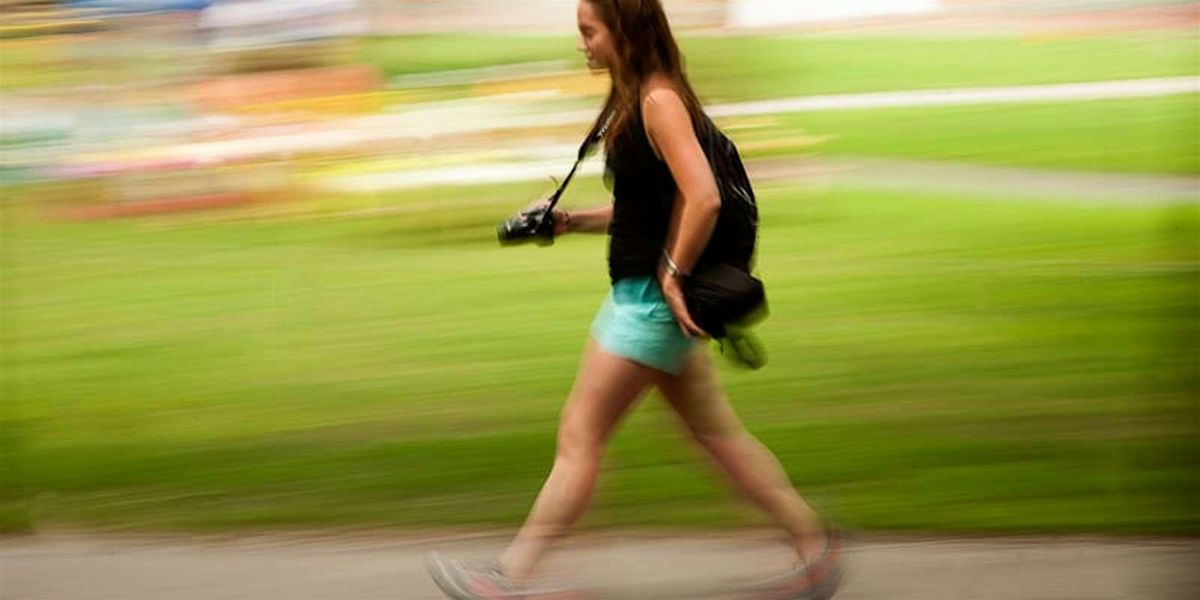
[655,348,828,562]
[499,339,658,584]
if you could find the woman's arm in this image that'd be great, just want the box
[642,87,721,337]
[555,204,612,235]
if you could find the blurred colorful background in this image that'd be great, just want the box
[0,0,1197,539]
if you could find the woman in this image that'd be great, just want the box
[429,1,841,598]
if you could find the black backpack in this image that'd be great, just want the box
[663,115,765,339]
[695,115,760,275]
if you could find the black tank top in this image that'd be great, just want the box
[604,109,677,283]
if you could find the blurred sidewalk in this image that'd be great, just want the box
[782,158,1200,206]
[317,154,1200,207]
[2,532,1197,599]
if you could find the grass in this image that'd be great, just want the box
[358,34,574,77]
[732,94,1200,174]
[1,28,1196,536]
[684,33,1200,103]
[6,32,1195,95]
[2,177,1197,535]
[360,32,1200,101]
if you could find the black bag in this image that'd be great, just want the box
[695,116,759,274]
[685,263,766,338]
[684,117,766,339]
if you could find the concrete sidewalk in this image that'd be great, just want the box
[2,532,1197,600]
[319,153,1200,206]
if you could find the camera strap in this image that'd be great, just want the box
[542,109,613,212]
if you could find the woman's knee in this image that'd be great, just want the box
[555,413,604,463]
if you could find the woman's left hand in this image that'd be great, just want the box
[658,269,707,338]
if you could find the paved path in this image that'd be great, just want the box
[752,157,1200,205]
[2,532,1198,600]
[707,77,1200,117]
[376,76,1200,141]
[319,152,1200,206]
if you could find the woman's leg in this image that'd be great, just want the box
[655,348,828,563]
[499,339,658,584]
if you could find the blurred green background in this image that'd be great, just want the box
[1,19,1198,536]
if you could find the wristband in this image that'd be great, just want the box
[661,250,687,278]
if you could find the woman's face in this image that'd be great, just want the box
[577,0,617,71]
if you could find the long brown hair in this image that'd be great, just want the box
[584,0,706,147]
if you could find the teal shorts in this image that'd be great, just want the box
[590,276,698,375]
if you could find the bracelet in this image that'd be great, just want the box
[661,250,687,278]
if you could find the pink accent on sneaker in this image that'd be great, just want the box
[467,579,508,599]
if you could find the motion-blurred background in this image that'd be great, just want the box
[0,0,1196,537]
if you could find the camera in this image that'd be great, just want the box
[497,205,556,246]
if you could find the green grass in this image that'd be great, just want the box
[2,178,1197,535]
[2,26,1196,536]
[733,94,1200,174]
[685,33,1200,103]
[0,41,72,91]
[4,31,1197,102]
[361,32,1200,101]
[359,34,574,76]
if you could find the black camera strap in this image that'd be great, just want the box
[542,109,613,213]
